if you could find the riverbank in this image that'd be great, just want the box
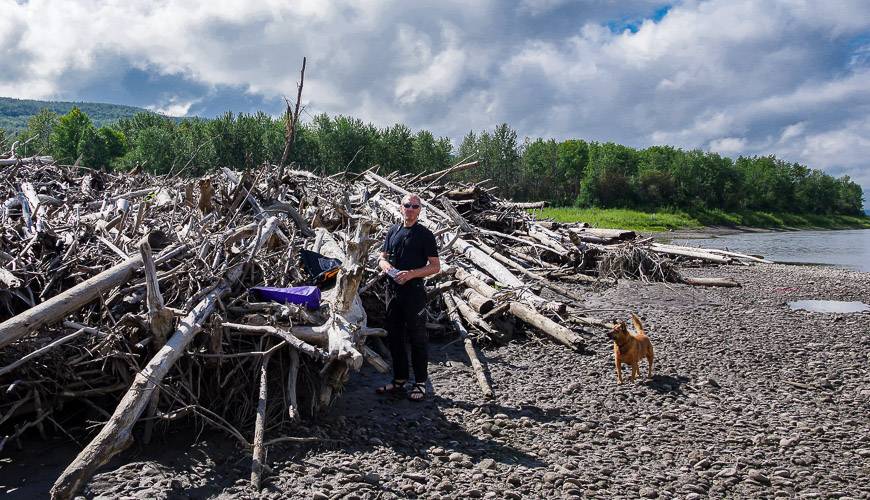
[2,263,868,499]
[536,207,870,233]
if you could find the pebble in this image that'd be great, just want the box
[478,458,496,470]
[60,264,870,500]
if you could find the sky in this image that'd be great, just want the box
[2,0,869,199]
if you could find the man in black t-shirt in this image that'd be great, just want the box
[376,193,440,401]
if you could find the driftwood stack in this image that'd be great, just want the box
[0,155,765,498]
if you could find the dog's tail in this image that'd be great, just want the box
[630,313,645,336]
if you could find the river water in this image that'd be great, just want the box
[664,229,870,272]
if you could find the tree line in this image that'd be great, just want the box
[1,107,864,215]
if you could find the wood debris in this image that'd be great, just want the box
[0,154,766,498]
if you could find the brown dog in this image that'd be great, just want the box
[607,313,654,384]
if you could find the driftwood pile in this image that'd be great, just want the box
[0,156,764,498]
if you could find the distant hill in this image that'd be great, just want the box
[0,97,153,134]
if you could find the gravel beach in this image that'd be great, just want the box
[2,262,869,499]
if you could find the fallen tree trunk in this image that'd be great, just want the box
[508,302,585,351]
[650,243,732,264]
[681,276,741,287]
[442,293,494,399]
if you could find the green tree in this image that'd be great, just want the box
[520,138,558,202]
[20,108,58,156]
[411,129,452,174]
[50,107,93,164]
[380,124,414,172]
[556,139,588,204]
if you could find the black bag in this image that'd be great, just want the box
[300,249,342,286]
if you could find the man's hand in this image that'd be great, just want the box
[394,270,414,285]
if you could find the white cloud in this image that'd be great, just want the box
[1,0,870,194]
[146,96,199,117]
[708,137,747,154]
[779,122,806,143]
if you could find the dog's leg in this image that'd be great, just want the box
[647,352,654,379]
[614,345,623,384]
[630,362,639,382]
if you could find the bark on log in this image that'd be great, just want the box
[453,267,498,299]
[85,188,157,211]
[140,240,173,347]
[462,288,494,314]
[568,227,636,240]
[442,294,494,399]
[453,238,562,311]
[681,276,741,287]
[450,292,500,340]
[0,244,187,349]
[500,201,548,209]
[286,348,300,421]
[508,302,585,351]
[475,239,583,302]
[221,323,328,358]
[251,351,272,490]
[649,243,732,264]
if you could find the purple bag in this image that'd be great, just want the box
[251,286,322,309]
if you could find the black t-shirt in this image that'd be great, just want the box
[382,223,438,275]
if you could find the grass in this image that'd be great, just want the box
[534,207,870,232]
[535,207,702,231]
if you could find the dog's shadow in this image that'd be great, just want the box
[646,374,690,395]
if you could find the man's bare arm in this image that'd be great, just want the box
[396,256,440,284]
[378,251,394,273]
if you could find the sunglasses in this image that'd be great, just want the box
[403,203,421,209]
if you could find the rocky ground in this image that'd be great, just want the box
[2,263,869,499]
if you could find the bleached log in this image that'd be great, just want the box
[286,348,300,421]
[508,302,585,351]
[222,323,328,358]
[462,288,494,314]
[475,239,584,300]
[0,268,22,289]
[453,267,498,299]
[362,344,390,373]
[0,244,187,349]
[0,155,53,166]
[681,276,741,287]
[140,240,173,347]
[527,223,571,255]
[84,187,157,210]
[251,350,272,490]
[649,243,731,264]
[453,238,563,311]
[442,294,494,399]
[500,200,547,209]
[450,292,498,339]
[310,219,378,405]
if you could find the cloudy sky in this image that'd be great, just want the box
[2,0,869,197]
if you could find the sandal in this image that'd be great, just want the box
[408,382,427,402]
[375,380,407,396]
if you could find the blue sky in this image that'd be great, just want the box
[2,0,869,198]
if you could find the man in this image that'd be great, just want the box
[376,193,440,401]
